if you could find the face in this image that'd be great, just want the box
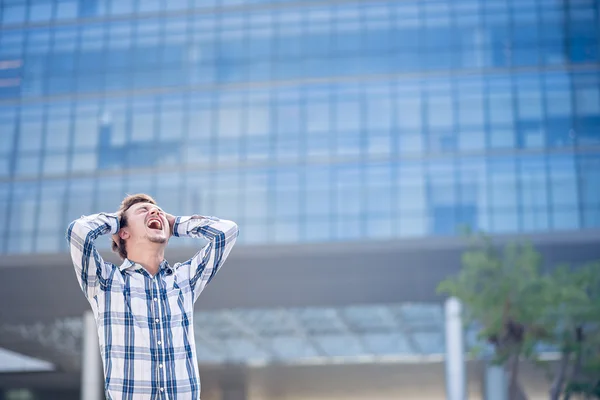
[120,202,170,246]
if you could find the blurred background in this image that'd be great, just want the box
[0,0,599,399]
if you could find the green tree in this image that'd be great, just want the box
[551,262,600,400]
[437,235,600,400]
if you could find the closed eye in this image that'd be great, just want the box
[137,205,164,215]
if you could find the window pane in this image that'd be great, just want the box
[46,118,71,151]
[131,112,155,142]
[247,105,270,136]
[306,103,330,134]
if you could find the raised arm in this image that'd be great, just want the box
[66,213,119,300]
[172,215,239,302]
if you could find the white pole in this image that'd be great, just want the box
[81,311,102,400]
[485,364,507,400]
[445,297,466,400]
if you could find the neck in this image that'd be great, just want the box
[126,242,165,276]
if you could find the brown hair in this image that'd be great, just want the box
[112,193,157,260]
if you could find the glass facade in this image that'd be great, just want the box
[0,0,599,254]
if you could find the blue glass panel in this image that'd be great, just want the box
[489,157,517,209]
[512,24,540,66]
[165,0,190,11]
[0,183,9,250]
[242,220,269,244]
[583,208,600,228]
[138,0,160,13]
[108,0,133,15]
[548,154,578,208]
[38,181,67,234]
[214,190,242,221]
[552,210,580,230]
[335,166,362,215]
[155,173,183,214]
[305,190,331,217]
[56,0,78,20]
[78,49,105,73]
[522,211,550,232]
[274,221,300,243]
[42,154,69,176]
[568,10,599,62]
[95,176,125,214]
[304,218,332,241]
[457,158,486,231]
[18,114,44,153]
[7,234,34,254]
[491,211,519,233]
[0,107,16,155]
[487,80,515,125]
[66,179,95,221]
[2,4,26,24]
[10,182,39,233]
[29,1,53,22]
[427,94,453,129]
[579,154,600,207]
[71,152,98,173]
[365,90,393,130]
[247,104,271,136]
[519,156,549,210]
[0,30,25,59]
[397,212,428,237]
[489,25,511,67]
[396,92,422,131]
[397,162,426,212]
[305,165,332,190]
[574,92,600,145]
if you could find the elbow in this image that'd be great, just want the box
[228,220,239,239]
[66,219,78,242]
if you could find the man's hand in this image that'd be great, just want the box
[165,213,176,236]
[112,211,123,248]
[164,214,203,236]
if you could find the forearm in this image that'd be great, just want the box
[66,212,119,295]
[172,215,238,242]
[173,215,239,300]
[67,213,119,248]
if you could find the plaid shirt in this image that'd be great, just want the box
[66,213,238,400]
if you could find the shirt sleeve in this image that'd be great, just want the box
[66,212,119,300]
[173,216,239,302]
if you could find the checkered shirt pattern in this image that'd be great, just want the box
[66,213,239,400]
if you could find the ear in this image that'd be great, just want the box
[119,228,130,240]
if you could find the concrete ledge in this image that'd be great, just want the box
[0,230,598,325]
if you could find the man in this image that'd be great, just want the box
[66,193,239,399]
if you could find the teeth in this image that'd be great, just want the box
[147,220,162,229]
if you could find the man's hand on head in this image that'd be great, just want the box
[165,213,176,236]
[164,214,204,236]
[112,210,123,248]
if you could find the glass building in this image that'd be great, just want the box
[0,0,600,253]
[1,0,599,255]
[0,0,599,398]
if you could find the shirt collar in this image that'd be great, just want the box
[119,259,137,272]
[119,259,171,274]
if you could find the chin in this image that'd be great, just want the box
[147,235,168,244]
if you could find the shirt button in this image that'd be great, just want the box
[155,318,159,323]
[154,297,158,302]
[159,364,163,368]
[160,387,165,392]
[157,341,162,345]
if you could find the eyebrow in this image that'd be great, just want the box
[137,204,163,212]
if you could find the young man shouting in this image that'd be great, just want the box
[66,194,239,399]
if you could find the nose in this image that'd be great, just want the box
[149,208,160,216]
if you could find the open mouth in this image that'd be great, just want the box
[146,219,163,231]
